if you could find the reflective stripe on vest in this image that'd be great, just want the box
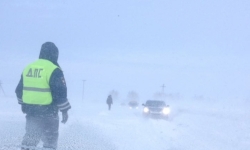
[22,59,58,105]
[23,87,51,92]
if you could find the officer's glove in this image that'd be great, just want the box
[61,111,68,124]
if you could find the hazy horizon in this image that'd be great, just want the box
[1,0,249,102]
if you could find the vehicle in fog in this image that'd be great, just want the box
[128,100,139,109]
[142,100,170,119]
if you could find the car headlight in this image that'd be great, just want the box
[162,107,170,115]
[143,107,149,113]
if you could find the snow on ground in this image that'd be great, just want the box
[0,96,250,150]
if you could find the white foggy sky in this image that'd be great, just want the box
[0,0,250,101]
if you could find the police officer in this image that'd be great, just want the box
[15,42,71,150]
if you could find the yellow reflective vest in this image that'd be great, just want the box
[22,59,58,105]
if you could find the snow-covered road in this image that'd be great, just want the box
[0,97,249,150]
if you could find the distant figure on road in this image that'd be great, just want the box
[106,95,113,110]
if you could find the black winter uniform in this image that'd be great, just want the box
[15,42,71,150]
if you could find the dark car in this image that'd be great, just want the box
[142,100,170,119]
[128,100,139,109]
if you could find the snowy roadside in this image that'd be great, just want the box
[0,97,250,150]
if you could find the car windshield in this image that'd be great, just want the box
[146,101,166,107]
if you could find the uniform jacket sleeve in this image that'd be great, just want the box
[50,68,71,112]
[15,75,23,104]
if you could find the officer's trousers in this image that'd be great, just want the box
[21,114,59,150]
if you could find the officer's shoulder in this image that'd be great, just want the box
[52,68,64,75]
